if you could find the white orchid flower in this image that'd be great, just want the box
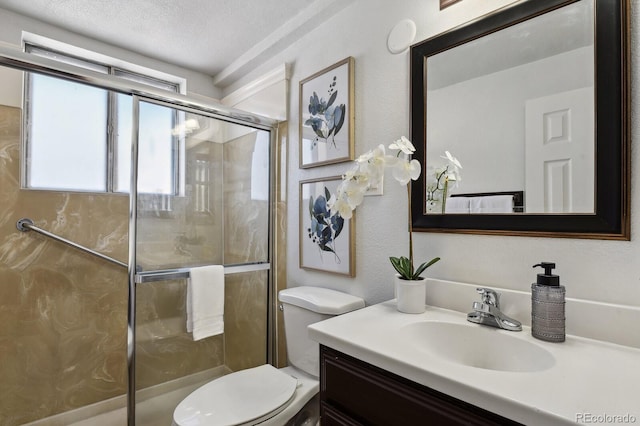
[356,144,386,183]
[344,180,367,208]
[354,168,378,190]
[357,144,386,167]
[342,164,361,182]
[446,170,461,182]
[441,150,462,170]
[330,173,368,219]
[392,158,421,186]
[389,136,416,155]
[329,194,354,219]
[356,144,385,162]
[342,161,376,190]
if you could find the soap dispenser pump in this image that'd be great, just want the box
[531,262,565,342]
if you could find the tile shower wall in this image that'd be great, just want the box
[0,104,270,424]
[0,105,129,424]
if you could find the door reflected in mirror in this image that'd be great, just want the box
[425,0,594,214]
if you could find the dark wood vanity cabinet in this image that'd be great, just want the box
[319,345,522,426]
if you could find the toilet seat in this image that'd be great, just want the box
[173,364,298,426]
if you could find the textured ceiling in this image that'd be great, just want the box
[0,0,322,86]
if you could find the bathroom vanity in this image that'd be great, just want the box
[320,345,519,425]
[309,293,640,425]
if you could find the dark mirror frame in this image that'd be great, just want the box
[410,0,630,239]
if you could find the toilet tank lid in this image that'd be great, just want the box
[279,286,365,315]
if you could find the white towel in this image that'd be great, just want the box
[445,197,471,213]
[186,265,225,341]
[470,195,513,213]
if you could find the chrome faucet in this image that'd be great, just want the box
[467,288,522,331]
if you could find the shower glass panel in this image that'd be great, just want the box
[133,99,271,425]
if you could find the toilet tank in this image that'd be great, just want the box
[279,286,364,378]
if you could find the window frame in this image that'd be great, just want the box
[22,42,182,195]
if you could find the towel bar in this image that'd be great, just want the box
[135,263,270,283]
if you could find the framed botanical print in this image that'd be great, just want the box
[299,176,355,276]
[299,57,354,168]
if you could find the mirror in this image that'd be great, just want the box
[410,0,629,239]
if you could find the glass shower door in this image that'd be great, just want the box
[131,99,272,425]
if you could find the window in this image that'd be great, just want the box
[24,43,182,194]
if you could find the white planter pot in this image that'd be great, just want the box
[395,275,426,314]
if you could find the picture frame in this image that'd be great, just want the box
[299,176,355,276]
[440,0,462,9]
[299,57,354,168]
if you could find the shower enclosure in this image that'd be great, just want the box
[0,48,280,425]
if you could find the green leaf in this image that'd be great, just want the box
[390,256,413,280]
[412,257,440,280]
[403,257,411,273]
[389,256,404,275]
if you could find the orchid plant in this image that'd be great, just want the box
[434,151,463,213]
[328,136,440,281]
[427,151,462,214]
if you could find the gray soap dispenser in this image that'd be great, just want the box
[531,262,565,342]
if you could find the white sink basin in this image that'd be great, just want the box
[399,321,555,372]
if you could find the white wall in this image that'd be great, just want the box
[0,7,220,100]
[427,46,593,194]
[228,0,639,310]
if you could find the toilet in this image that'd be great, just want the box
[173,286,365,426]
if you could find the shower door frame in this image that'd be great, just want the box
[127,96,278,423]
[0,46,280,426]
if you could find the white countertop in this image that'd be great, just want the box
[309,300,640,425]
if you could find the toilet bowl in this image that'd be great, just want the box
[173,286,365,426]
